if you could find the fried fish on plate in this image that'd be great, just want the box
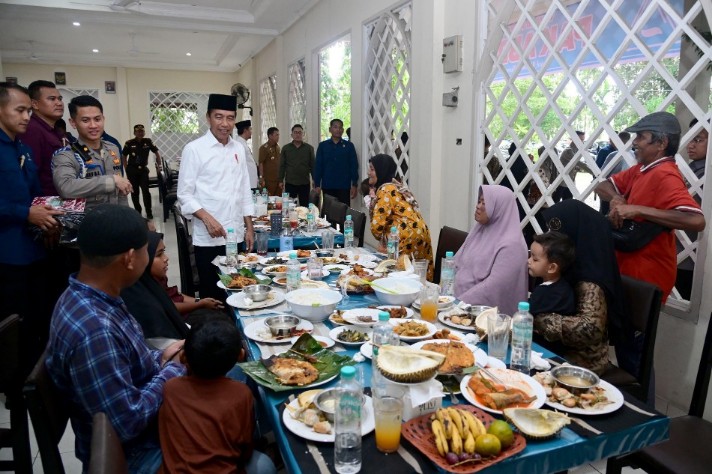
[263,357,319,386]
[421,341,475,374]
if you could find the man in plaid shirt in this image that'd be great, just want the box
[46,204,185,472]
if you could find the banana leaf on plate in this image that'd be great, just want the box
[218,268,271,288]
[238,333,355,391]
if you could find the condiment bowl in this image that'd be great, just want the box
[243,284,271,302]
[314,388,365,422]
[372,277,423,306]
[264,315,300,338]
[285,288,342,322]
[551,365,599,393]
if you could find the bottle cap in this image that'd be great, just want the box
[346,215,352,221]
[227,228,234,233]
[518,301,530,311]
[378,311,390,322]
[445,251,454,258]
[290,252,297,259]
[391,226,397,232]
[340,366,356,378]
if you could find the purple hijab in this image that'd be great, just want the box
[454,185,529,315]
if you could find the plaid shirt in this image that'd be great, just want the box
[46,275,185,465]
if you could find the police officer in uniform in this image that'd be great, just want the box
[122,124,161,218]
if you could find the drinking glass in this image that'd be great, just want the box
[487,313,511,362]
[321,230,334,251]
[373,387,405,453]
[256,232,269,256]
[419,283,439,322]
[338,275,352,308]
[413,259,429,284]
[307,258,324,280]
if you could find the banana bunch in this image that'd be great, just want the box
[430,407,486,456]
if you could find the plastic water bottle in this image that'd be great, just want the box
[440,251,456,296]
[386,226,399,260]
[261,187,268,202]
[510,301,533,374]
[334,366,362,473]
[371,311,392,396]
[279,227,293,252]
[225,228,238,266]
[344,215,354,248]
[286,251,301,292]
[306,205,316,232]
[282,192,290,219]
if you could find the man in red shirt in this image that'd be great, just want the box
[596,112,705,303]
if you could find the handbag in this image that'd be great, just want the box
[610,219,669,252]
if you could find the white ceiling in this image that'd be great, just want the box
[0,0,317,72]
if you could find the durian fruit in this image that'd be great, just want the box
[474,306,499,338]
[375,259,397,273]
[376,345,445,383]
[502,408,570,440]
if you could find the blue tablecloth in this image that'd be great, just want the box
[231,268,669,474]
[263,230,344,250]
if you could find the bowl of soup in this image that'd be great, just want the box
[285,288,342,322]
[551,365,599,393]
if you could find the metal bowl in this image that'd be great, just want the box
[263,315,300,338]
[467,305,493,318]
[243,284,271,302]
[551,365,600,393]
[315,250,332,258]
[313,388,366,423]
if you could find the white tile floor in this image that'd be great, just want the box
[0,192,667,472]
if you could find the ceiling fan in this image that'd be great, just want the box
[231,83,253,116]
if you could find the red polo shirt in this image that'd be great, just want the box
[610,156,703,302]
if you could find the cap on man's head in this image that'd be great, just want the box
[78,204,148,257]
[207,94,237,112]
[625,111,681,135]
[134,124,145,130]
[236,120,251,129]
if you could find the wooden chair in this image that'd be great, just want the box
[0,314,33,473]
[347,207,367,247]
[433,226,468,283]
[23,348,70,474]
[602,275,663,405]
[606,313,712,474]
[88,413,127,474]
[173,205,199,297]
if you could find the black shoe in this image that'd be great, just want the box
[147,213,154,219]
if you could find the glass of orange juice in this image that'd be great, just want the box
[419,283,439,322]
[374,395,403,453]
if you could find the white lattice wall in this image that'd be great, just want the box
[260,75,277,144]
[288,59,307,140]
[149,92,209,162]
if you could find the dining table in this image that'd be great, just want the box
[227,247,669,474]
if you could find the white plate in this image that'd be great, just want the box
[328,326,372,346]
[460,369,547,415]
[226,290,285,310]
[216,280,241,292]
[339,267,375,277]
[375,305,415,319]
[413,295,456,310]
[243,319,314,344]
[238,253,261,264]
[282,395,375,443]
[360,342,374,359]
[288,334,335,349]
[472,348,507,370]
[411,338,477,374]
[341,308,383,326]
[263,264,307,276]
[328,311,349,326]
[324,264,350,273]
[544,379,624,415]
[301,269,330,280]
[438,311,478,332]
[277,250,313,261]
[272,276,287,286]
[389,318,437,341]
[258,256,289,266]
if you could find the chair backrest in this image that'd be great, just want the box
[23,349,69,474]
[172,206,198,296]
[690,314,712,417]
[325,200,348,231]
[433,226,469,283]
[88,412,127,474]
[620,275,663,403]
[321,193,336,219]
[309,188,320,209]
[347,208,367,247]
[0,314,21,394]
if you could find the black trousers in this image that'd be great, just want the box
[0,259,54,378]
[323,188,351,206]
[194,245,226,302]
[285,183,310,207]
[126,165,153,217]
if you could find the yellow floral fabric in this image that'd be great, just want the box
[371,183,434,280]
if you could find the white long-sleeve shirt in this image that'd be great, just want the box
[236,135,258,188]
[177,131,255,247]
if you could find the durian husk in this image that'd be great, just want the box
[375,259,397,273]
[376,345,446,383]
[502,408,570,439]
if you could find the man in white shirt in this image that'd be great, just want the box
[235,119,258,191]
[177,94,255,300]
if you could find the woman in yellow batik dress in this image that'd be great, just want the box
[367,154,434,280]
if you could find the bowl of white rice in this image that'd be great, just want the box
[372,277,423,306]
[284,288,343,322]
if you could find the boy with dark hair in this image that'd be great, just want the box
[159,319,275,474]
[527,231,576,315]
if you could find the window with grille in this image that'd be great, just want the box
[318,37,351,142]
[288,59,308,140]
[59,88,99,123]
[149,92,209,163]
[260,75,277,144]
[364,2,412,181]
[479,0,711,320]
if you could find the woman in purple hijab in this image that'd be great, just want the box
[454,185,529,315]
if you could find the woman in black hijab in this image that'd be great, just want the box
[534,200,629,375]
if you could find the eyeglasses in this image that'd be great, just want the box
[691,136,707,144]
